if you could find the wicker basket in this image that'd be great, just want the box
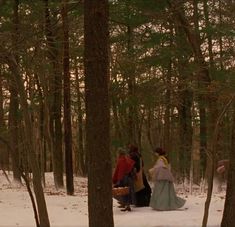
[112,186,129,196]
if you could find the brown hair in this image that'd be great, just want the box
[154,147,166,156]
[128,144,139,153]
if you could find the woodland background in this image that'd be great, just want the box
[0,0,234,226]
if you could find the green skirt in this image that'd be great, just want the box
[150,180,186,211]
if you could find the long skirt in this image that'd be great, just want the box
[135,173,151,207]
[150,180,186,211]
[113,174,135,205]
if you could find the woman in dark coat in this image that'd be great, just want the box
[128,144,151,207]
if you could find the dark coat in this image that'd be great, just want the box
[129,151,151,207]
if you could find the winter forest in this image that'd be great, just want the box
[0,0,235,226]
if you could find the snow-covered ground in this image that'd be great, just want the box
[0,172,225,227]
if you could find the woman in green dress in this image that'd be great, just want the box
[149,147,186,211]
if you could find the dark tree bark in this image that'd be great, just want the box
[178,87,193,179]
[84,0,114,226]
[8,84,21,181]
[35,74,46,185]
[61,0,74,195]
[163,59,172,156]
[43,0,64,189]
[0,72,8,170]
[199,106,207,177]
[9,0,21,182]
[221,101,235,226]
[175,21,193,179]
[126,25,138,145]
[75,62,86,176]
[195,0,207,176]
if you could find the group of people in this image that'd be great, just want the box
[112,145,186,212]
[112,145,151,211]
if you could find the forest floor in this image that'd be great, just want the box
[0,172,225,227]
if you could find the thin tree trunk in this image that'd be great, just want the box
[6,54,50,227]
[145,108,154,150]
[9,0,21,182]
[175,21,193,179]
[199,106,207,178]
[35,74,46,185]
[74,62,86,176]
[163,58,172,155]
[126,25,137,145]
[192,0,207,179]
[43,0,63,189]
[203,0,224,176]
[178,86,193,179]
[61,0,74,195]
[35,70,54,177]
[0,72,8,170]
[202,97,234,227]
[0,136,39,226]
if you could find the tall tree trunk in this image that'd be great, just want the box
[9,0,21,182]
[126,25,137,145]
[53,65,63,187]
[221,101,235,226]
[199,105,207,177]
[202,97,234,227]
[178,86,193,179]
[43,0,64,188]
[75,62,86,176]
[84,0,114,226]
[8,85,21,181]
[163,54,172,155]
[35,74,46,185]
[175,21,193,179]
[202,95,218,227]
[0,72,8,169]
[146,108,154,150]
[203,0,224,170]
[193,0,208,179]
[61,0,74,195]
